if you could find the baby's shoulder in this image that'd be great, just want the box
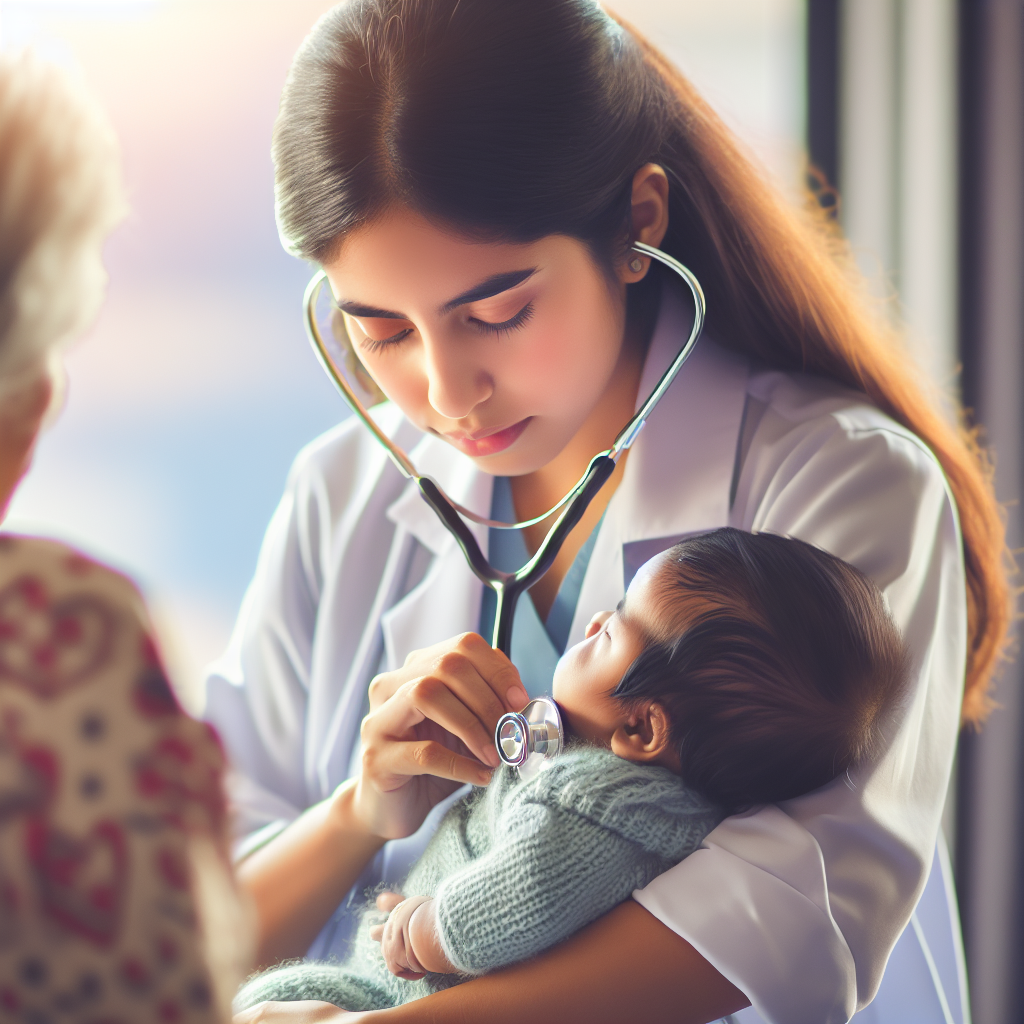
[508,747,723,859]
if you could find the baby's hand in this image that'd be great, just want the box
[370,892,432,979]
[369,891,455,978]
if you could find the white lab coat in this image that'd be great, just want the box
[206,285,968,1024]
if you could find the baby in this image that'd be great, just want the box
[235,527,908,1012]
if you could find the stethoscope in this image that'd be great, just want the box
[303,241,706,777]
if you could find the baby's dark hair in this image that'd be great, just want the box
[613,528,909,811]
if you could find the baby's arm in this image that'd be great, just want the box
[430,800,660,976]
[370,893,454,978]
[371,756,718,980]
[369,803,646,979]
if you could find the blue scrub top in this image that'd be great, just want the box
[478,477,603,697]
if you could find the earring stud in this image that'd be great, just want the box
[629,257,644,273]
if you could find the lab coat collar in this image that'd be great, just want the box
[383,277,750,655]
[568,282,749,645]
[620,280,749,542]
[385,432,493,557]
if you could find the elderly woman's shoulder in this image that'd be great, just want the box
[0,533,156,671]
[0,530,217,751]
[0,531,145,601]
[0,533,238,1023]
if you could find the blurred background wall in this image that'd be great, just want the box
[0,0,351,705]
[1,1,1021,1021]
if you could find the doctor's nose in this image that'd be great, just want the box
[423,338,493,420]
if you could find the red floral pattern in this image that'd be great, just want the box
[0,536,234,1023]
[0,576,114,697]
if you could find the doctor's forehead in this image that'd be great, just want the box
[326,206,546,302]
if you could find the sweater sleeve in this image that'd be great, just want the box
[432,798,668,976]
[233,961,394,1014]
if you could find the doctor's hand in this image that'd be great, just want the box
[354,632,527,840]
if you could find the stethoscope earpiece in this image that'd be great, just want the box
[495,697,564,781]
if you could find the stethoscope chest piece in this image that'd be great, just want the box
[495,697,564,781]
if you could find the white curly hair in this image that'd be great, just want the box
[0,51,126,400]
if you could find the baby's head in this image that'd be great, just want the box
[551,527,909,811]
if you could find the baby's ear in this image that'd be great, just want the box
[610,701,676,768]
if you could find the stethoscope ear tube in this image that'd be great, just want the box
[417,452,615,653]
[302,242,704,516]
[302,271,419,481]
[302,243,705,655]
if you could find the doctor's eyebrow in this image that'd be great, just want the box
[438,268,536,315]
[336,300,407,319]
[336,268,537,321]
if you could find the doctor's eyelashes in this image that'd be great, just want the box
[470,300,535,338]
[356,323,414,353]
[351,300,536,355]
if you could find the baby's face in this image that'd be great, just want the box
[552,552,668,744]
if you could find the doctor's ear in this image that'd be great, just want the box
[620,163,670,284]
[610,701,678,770]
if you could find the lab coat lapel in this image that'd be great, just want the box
[568,284,750,647]
[315,435,491,798]
[380,434,492,667]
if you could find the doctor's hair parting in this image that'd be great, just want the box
[613,529,910,811]
[273,0,1010,722]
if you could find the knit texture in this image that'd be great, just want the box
[234,746,722,1011]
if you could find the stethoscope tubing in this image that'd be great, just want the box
[302,241,705,654]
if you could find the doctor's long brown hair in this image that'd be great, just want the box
[273,0,1009,722]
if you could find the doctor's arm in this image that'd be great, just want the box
[234,904,748,1024]
[387,902,749,1023]
[204,434,524,966]
[236,632,525,966]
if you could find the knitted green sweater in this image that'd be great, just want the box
[235,746,722,1012]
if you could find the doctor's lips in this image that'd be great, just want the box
[440,417,532,457]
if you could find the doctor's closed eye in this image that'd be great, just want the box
[351,317,415,351]
[469,301,535,337]
[351,302,536,354]
[340,267,539,352]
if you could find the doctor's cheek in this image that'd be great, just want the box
[358,351,425,416]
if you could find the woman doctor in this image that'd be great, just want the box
[212,2,1009,1022]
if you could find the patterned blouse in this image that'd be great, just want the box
[0,535,247,1024]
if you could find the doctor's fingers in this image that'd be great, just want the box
[372,671,503,770]
[365,675,503,767]
[370,633,527,712]
[365,734,494,789]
